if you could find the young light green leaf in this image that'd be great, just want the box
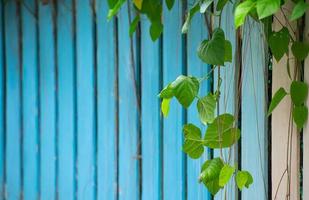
[236,171,253,190]
[161,98,171,117]
[216,0,229,11]
[171,75,200,108]
[150,22,163,41]
[159,83,174,99]
[268,87,287,116]
[197,93,216,124]
[291,41,309,61]
[133,0,143,10]
[183,124,204,159]
[293,105,308,129]
[182,2,200,34]
[268,27,290,61]
[198,28,226,65]
[129,15,140,37]
[224,40,232,62]
[166,0,175,10]
[204,114,241,149]
[290,81,308,106]
[200,158,224,195]
[256,0,280,19]
[200,0,214,13]
[234,0,256,28]
[219,164,235,187]
[290,1,309,21]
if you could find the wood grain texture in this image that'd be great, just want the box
[96,1,117,200]
[163,1,186,199]
[4,2,21,199]
[140,17,162,200]
[117,3,140,200]
[272,5,300,199]
[57,0,75,199]
[241,18,268,200]
[186,1,211,199]
[21,0,39,199]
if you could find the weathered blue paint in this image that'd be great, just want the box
[241,19,268,200]
[163,1,186,199]
[76,0,96,199]
[141,16,162,200]
[39,3,56,199]
[57,0,75,199]
[118,3,139,200]
[186,1,211,199]
[22,1,39,199]
[4,2,21,199]
[0,1,4,198]
[214,3,238,200]
[96,0,117,199]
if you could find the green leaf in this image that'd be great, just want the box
[150,22,163,41]
[204,114,241,149]
[268,27,290,61]
[219,164,235,187]
[291,41,309,61]
[129,15,140,36]
[217,0,229,11]
[198,28,226,65]
[182,2,200,34]
[268,87,287,116]
[133,0,143,10]
[108,0,118,8]
[159,83,174,99]
[236,171,253,190]
[234,0,256,28]
[107,0,126,20]
[293,105,308,129]
[161,98,171,117]
[256,0,281,19]
[200,0,214,13]
[290,1,309,21]
[197,93,216,124]
[290,81,308,106]
[171,75,200,108]
[183,124,204,159]
[166,0,175,10]
[200,158,224,195]
[224,40,232,62]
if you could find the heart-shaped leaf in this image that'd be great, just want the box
[293,105,308,130]
[183,124,204,159]
[268,27,290,61]
[268,87,287,116]
[290,81,308,106]
[197,93,216,124]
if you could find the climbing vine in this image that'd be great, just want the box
[108,0,309,198]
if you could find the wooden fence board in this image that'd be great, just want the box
[38,2,57,199]
[241,19,268,200]
[21,1,39,199]
[57,0,75,199]
[4,2,21,199]
[76,0,96,199]
[163,1,186,199]
[96,1,117,200]
[118,3,139,200]
[186,2,211,199]
[272,7,300,199]
[140,17,162,200]
[0,1,4,198]
[214,3,237,200]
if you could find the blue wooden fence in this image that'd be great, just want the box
[0,0,269,199]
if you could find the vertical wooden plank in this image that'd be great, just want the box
[57,0,75,199]
[186,2,211,199]
[241,19,268,200]
[38,2,56,199]
[140,17,161,200]
[214,3,237,200]
[0,1,4,198]
[304,2,309,198]
[76,0,96,199]
[272,6,299,199]
[96,0,117,199]
[163,1,185,199]
[4,1,21,199]
[117,3,139,200]
[22,1,39,199]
